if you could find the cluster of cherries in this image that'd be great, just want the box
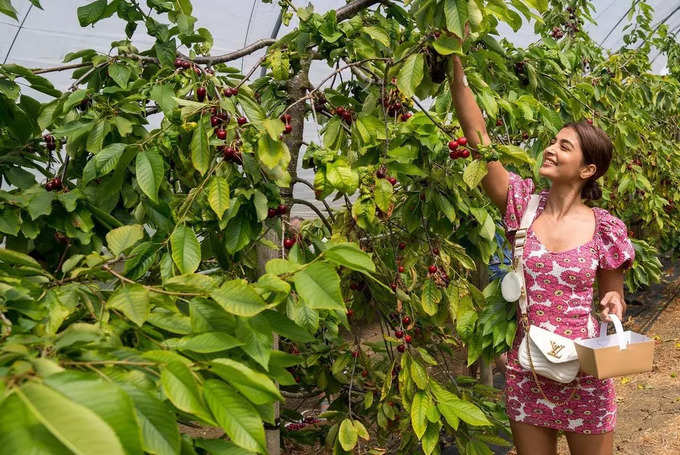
[395,315,413,353]
[550,7,582,39]
[280,113,293,134]
[376,166,397,186]
[267,203,289,219]
[43,134,57,151]
[311,92,327,113]
[332,106,354,125]
[382,86,412,121]
[447,136,470,159]
[223,86,239,97]
[219,145,242,163]
[44,177,63,192]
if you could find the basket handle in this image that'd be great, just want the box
[599,313,627,350]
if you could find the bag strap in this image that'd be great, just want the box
[512,194,541,316]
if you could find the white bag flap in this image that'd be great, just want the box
[528,325,578,363]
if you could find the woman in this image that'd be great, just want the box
[447,51,635,454]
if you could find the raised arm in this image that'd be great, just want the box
[447,53,509,214]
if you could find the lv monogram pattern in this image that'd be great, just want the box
[502,172,635,434]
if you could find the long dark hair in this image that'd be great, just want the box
[562,120,613,201]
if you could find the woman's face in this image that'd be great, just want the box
[538,127,596,186]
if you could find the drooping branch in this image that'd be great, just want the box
[32,62,91,75]
[293,177,336,223]
[293,198,333,234]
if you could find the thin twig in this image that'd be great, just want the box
[293,177,335,222]
[102,264,201,297]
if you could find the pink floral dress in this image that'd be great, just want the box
[502,172,635,434]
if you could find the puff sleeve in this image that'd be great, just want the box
[596,210,635,270]
[503,171,536,233]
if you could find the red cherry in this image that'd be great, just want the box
[398,265,405,273]
[196,87,207,101]
[457,136,467,146]
[461,149,470,158]
[376,168,386,179]
[347,309,354,318]
[397,344,406,353]
[449,150,458,160]
[336,106,345,115]
[390,282,397,291]
[181,60,191,69]
[400,112,412,121]
[361,370,368,377]
[402,316,411,325]
[277,204,288,215]
[448,139,458,151]
[231,87,239,96]
[174,58,183,68]
[398,242,406,250]
[388,177,397,186]
[404,335,412,344]
[237,117,248,126]
[432,248,439,255]
[587,118,593,124]
[216,129,227,140]
[395,330,404,339]
[223,87,233,97]
[267,208,277,218]
[496,118,503,126]
[211,116,220,127]
[284,237,296,249]
[428,265,437,274]
[350,282,359,290]
[284,124,293,134]
[281,113,292,123]
[352,350,359,358]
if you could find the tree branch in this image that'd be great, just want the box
[292,198,333,234]
[191,39,277,65]
[32,62,91,75]
[336,0,388,21]
[293,177,335,223]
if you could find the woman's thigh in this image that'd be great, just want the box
[564,430,614,455]
[509,419,558,455]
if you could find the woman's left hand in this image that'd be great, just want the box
[598,291,626,322]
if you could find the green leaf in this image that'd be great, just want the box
[170,225,201,274]
[326,161,359,194]
[119,385,181,455]
[77,0,106,26]
[86,120,109,154]
[165,332,243,353]
[191,119,210,176]
[411,391,429,439]
[396,53,424,98]
[410,359,429,390]
[435,193,456,223]
[210,279,268,317]
[209,358,283,405]
[44,372,143,455]
[430,380,490,426]
[106,224,144,256]
[463,159,488,189]
[203,380,266,454]
[108,284,150,327]
[150,84,178,116]
[444,0,468,38]
[0,0,18,20]
[363,26,390,47]
[432,35,463,56]
[324,242,375,274]
[374,178,393,212]
[421,279,442,316]
[293,262,345,311]
[136,149,164,203]
[0,393,71,454]
[108,63,131,89]
[338,418,358,451]
[94,143,127,177]
[17,382,125,455]
[456,293,476,339]
[354,420,369,440]
[422,421,442,455]
[207,176,230,219]
[160,362,215,425]
[0,247,41,268]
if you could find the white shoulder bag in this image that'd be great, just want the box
[501,195,580,403]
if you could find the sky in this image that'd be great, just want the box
[2,0,677,215]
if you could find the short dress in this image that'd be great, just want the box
[502,171,635,434]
